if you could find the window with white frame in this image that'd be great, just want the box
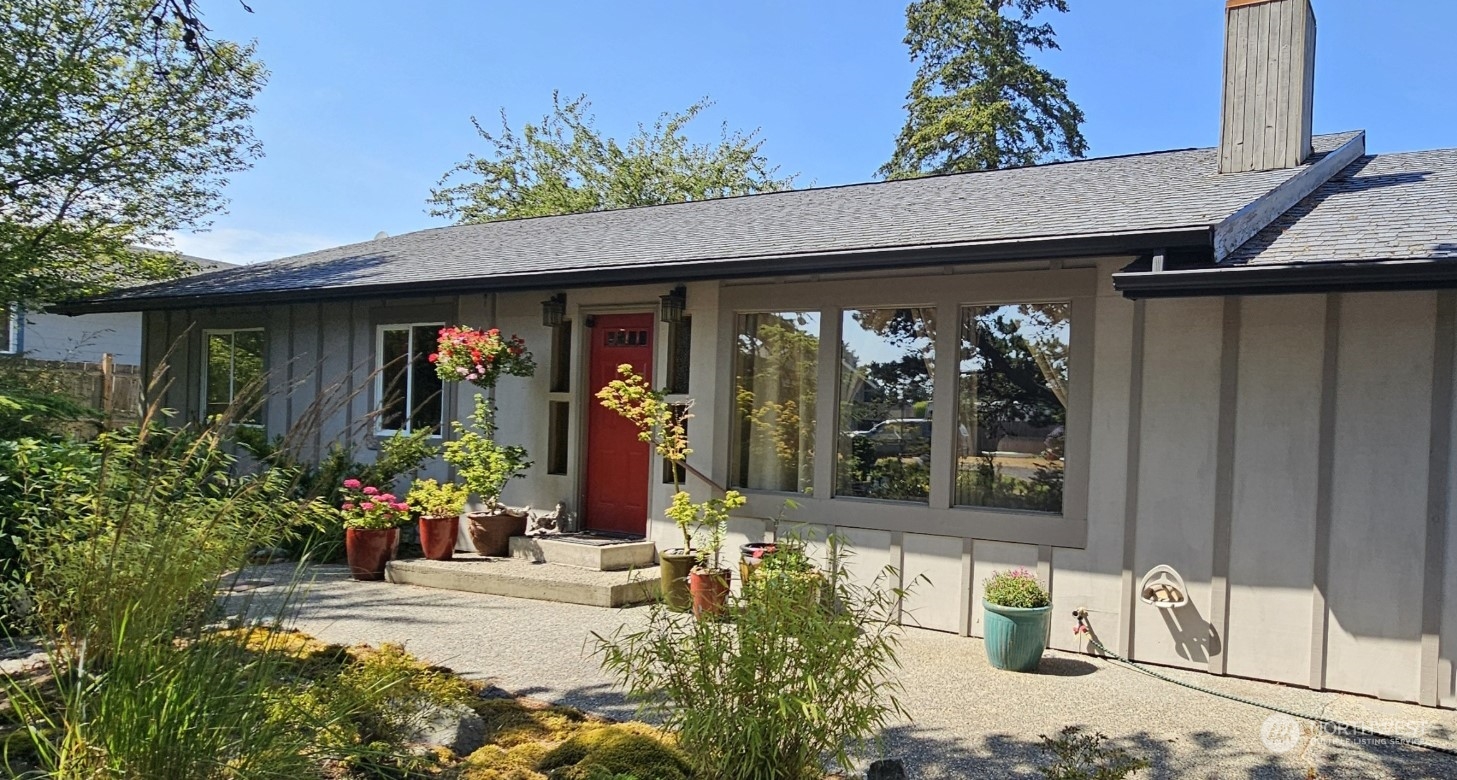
[0,307,16,354]
[377,323,445,435]
[203,329,266,425]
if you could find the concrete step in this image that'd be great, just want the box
[385,554,659,608]
[507,534,657,571]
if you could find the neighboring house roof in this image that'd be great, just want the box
[1115,148,1457,298]
[59,132,1368,313]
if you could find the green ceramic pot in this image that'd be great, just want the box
[659,550,697,612]
[982,601,1051,672]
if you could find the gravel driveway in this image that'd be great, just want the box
[237,564,1457,779]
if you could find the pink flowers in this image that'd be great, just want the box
[432,325,535,388]
[339,481,410,530]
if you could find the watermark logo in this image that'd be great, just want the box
[1260,713,1435,753]
[1260,713,1302,753]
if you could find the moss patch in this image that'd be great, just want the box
[539,723,691,780]
[215,629,681,780]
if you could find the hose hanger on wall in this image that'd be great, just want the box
[1139,564,1189,609]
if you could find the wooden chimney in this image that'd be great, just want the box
[1219,0,1317,173]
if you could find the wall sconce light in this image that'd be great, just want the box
[659,285,687,324]
[541,293,566,328]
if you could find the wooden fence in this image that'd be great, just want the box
[6,354,144,427]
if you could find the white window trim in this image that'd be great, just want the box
[374,322,446,437]
[201,328,266,426]
[0,306,18,355]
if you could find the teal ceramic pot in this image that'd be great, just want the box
[982,601,1052,672]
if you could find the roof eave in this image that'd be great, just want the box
[53,227,1214,314]
[1114,258,1457,299]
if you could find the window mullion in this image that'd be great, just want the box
[228,332,237,406]
[403,327,416,434]
[929,304,958,510]
[813,307,840,500]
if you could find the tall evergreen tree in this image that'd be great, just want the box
[880,0,1087,179]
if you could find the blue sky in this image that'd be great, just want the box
[172,0,1457,265]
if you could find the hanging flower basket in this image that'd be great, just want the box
[430,326,536,388]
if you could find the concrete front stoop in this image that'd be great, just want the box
[385,554,659,608]
[508,534,657,571]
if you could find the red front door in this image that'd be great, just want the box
[584,313,654,536]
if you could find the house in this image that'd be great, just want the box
[8,253,232,367]
[59,0,1457,708]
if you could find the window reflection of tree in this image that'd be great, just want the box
[958,303,1069,513]
[839,308,936,502]
[732,313,818,494]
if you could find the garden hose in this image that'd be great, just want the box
[1071,611,1457,759]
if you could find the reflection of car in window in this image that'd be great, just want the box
[850,418,933,460]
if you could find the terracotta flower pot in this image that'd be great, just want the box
[689,567,732,619]
[658,549,697,613]
[418,515,460,561]
[345,527,399,581]
[467,509,527,557]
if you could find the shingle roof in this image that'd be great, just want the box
[1228,148,1457,264]
[73,132,1363,310]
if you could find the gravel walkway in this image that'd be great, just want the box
[241,564,1457,779]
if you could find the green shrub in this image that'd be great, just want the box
[595,536,909,780]
[0,412,369,778]
[444,394,531,510]
[1038,726,1148,780]
[240,427,439,562]
[983,568,1050,608]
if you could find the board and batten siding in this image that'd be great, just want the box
[141,263,1457,708]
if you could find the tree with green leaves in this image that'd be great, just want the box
[428,92,795,223]
[880,0,1087,179]
[0,0,266,308]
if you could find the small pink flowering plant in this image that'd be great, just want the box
[340,479,411,530]
[430,326,535,388]
[983,568,1050,609]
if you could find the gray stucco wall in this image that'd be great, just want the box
[141,259,1457,708]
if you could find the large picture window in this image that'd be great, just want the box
[955,302,1069,513]
[378,323,444,435]
[204,329,266,425]
[836,308,936,502]
[731,312,819,493]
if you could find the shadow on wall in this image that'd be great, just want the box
[1156,601,1222,665]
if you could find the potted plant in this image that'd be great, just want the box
[407,478,470,561]
[597,365,699,612]
[739,541,777,586]
[340,479,410,580]
[431,325,535,388]
[739,499,802,586]
[982,568,1052,672]
[444,394,532,557]
[686,490,745,619]
[747,534,824,611]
